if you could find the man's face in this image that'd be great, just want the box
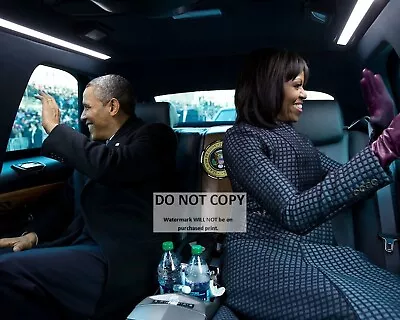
[81,86,111,141]
[277,71,307,123]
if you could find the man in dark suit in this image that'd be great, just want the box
[0,74,177,319]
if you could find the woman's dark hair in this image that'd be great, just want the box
[235,48,309,127]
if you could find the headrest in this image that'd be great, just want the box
[135,102,178,127]
[292,100,344,146]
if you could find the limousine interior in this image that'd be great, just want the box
[0,0,400,319]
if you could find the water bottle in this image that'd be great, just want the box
[157,241,182,294]
[184,245,211,301]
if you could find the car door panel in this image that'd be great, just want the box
[0,155,72,237]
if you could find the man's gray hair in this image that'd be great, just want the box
[86,74,135,115]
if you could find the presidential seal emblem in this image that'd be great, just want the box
[201,140,227,179]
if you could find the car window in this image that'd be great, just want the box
[155,90,334,126]
[7,65,79,152]
[213,108,237,121]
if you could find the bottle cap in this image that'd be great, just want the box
[181,286,191,294]
[191,244,203,255]
[162,241,174,251]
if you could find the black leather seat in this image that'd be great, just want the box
[293,99,399,270]
[136,102,207,254]
[136,102,176,126]
[294,100,350,162]
[136,102,206,194]
[174,127,207,192]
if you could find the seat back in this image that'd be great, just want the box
[293,100,349,163]
[135,102,177,126]
[135,103,232,263]
[173,128,208,258]
[174,128,207,193]
[173,125,234,262]
[294,100,400,271]
[348,119,400,273]
[293,100,355,248]
[346,121,385,267]
[200,126,232,193]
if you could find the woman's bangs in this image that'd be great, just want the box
[285,56,309,83]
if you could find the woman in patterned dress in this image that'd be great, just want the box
[214,48,400,320]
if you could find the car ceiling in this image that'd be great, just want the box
[0,0,394,128]
[0,0,369,62]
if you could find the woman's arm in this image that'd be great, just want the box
[223,126,392,234]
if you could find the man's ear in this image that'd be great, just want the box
[109,98,120,116]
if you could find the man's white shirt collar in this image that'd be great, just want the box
[106,134,116,146]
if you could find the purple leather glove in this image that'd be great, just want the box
[361,69,395,131]
[371,114,400,168]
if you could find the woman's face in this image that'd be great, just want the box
[277,71,307,123]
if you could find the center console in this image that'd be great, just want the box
[127,293,221,320]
